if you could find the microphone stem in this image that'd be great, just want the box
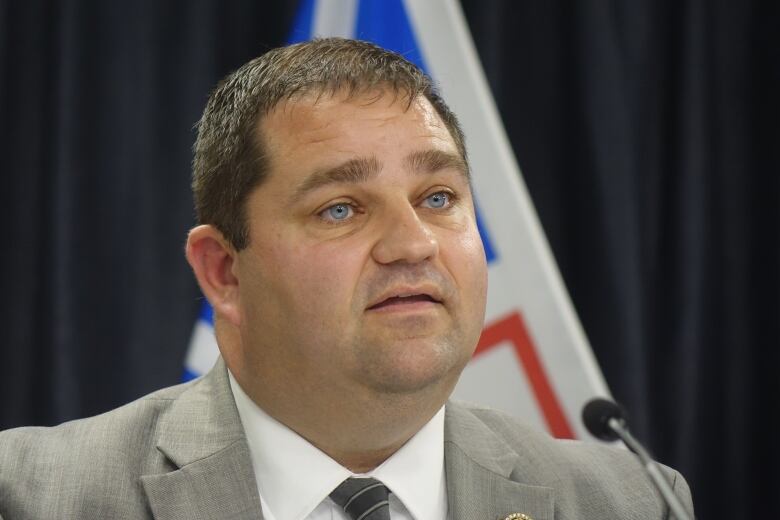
[607,418,692,520]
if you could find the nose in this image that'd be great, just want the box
[371,203,439,265]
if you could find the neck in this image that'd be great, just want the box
[233,366,450,472]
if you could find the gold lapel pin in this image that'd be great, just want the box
[501,514,533,520]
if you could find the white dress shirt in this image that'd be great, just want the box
[228,372,448,520]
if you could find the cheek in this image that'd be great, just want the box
[282,239,367,315]
[445,226,489,297]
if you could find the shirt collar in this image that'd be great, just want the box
[228,371,447,520]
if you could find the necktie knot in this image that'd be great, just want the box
[330,477,391,520]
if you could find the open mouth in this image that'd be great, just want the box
[367,293,440,311]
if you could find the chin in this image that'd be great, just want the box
[358,337,470,396]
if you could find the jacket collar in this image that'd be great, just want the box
[444,402,555,520]
[140,358,264,519]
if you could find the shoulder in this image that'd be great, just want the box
[0,379,195,467]
[446,401,694,518]
[0,379,197,519]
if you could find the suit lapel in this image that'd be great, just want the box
[444,403,554,520]
[141,440,262,520]
[140,358,264,520]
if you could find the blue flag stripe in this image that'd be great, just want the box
[354,0,427,71]
[287,0,316,44]
[198,300,214,325]
[182,367,200,382]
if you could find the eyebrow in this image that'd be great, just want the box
[292,157,381,202]
[403,149,469,179]
[291,149,469,202]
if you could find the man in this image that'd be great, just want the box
[0,38,693,519]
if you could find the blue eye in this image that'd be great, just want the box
[323,203,353,221]
[425,192,450,209]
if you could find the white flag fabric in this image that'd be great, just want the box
[184,0,611,440]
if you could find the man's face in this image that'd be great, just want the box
[232,90,487,401]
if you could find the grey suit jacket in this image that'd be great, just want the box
[0,358,693,519]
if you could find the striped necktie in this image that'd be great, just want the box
[330,477,391,520]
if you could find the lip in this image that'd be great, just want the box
[366,285,444,312]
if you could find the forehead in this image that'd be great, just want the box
[256,90,457,174]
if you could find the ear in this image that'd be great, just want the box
[185,225,242,327]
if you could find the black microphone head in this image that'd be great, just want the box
[582,398,627,441]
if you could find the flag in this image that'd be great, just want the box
[184,0,611,440]
[183,300,215,382]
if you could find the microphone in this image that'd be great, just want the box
[582,398,692,520]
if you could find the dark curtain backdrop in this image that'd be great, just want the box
[1,1,777,518]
